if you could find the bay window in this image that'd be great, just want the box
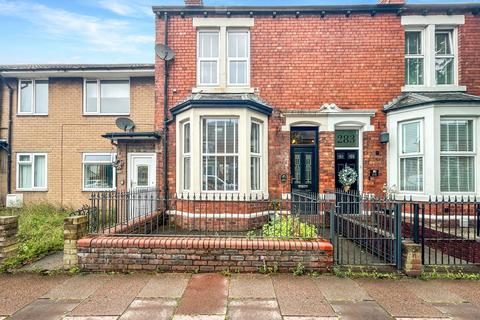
[440,119,475,192]
[197,31,219,86]
[83,153,116,190]
[399,120,423,192]
[202,118,238,191]
[84,79,130,115]
[19,79,48,115]
[17,153,47,190]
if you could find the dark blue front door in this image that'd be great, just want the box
[290,128,318,193]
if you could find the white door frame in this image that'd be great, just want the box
[127,153,157,191]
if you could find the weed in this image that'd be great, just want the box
[292,262,305,276]
[220,268,232,277]
[259,260,278,274]
[333,267,399,279]
[420,267,480,280]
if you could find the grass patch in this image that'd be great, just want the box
[420,267,480,280]
[333,267,401,279]
[1,203,68,272]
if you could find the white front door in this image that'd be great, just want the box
[128,153,156,218]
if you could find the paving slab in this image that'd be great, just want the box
[0,274,68,315]
[228,299,282,320]
[138,273,190,299]
[313,276,371,302]
[330,301,392,320]
[433,302,480,320]
[434,280,480,307]
[44,274,109,300]
[283,317,338,320]
[70,275,150,316]
[356,279,445,318]
[119,298,177,320]
[63,317,119,320]
[21,252,64,272]
[272,275,335,317]
[229,274,275,299]
[172,316,225,320]
[175,274,228,316]
[404,280,465,304]
[11,298,81,320]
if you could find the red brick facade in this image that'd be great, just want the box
[153,8,479,198]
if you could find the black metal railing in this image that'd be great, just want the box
[77,189,334,239]
[398,195,480,266]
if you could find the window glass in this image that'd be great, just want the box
[291,130,316,145]
[440,119,475,192]
[250,122,261,190]
[435,30,454,85]
[83,154,115,190]
[402,122,421,154]
[251,122,260,153]
[85,81,98,113]
[183,157,191,190]
[405,31,424,86]
[18,162,32,189]
[183,123,190,154]
[400,157,423,192]
[137,165,149,187]
[335,130,358,148]
[199,32,219,58]
[100,80,129,114]
[202,118,238,191]
[17,153,46,190]
[228,31,248,85]
[33,155,46,188]
[20,80,33,113]
[251,157,260,190]
[34,80,48,114]
[198,31,219,85]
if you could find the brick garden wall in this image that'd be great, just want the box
[77,236,333,273]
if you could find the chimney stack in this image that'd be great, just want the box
[378,0,405,4]
[185,0,203,6]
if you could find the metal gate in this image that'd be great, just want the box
[330,190,402,269]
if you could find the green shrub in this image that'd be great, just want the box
[1,203,68,271]
[261,215,317,239]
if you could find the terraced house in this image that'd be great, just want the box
[0,64,155,207]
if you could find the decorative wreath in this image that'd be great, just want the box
[338,166,358,187]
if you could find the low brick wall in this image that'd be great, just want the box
[0,216,18,263]
[77,236,333,273]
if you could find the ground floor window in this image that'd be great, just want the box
[202,118,239,191]
[83,153,116,190]
[440,119,475,192]
[16,153,47,190]
[399,120,423,192]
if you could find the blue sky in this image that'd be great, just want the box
[0,0,476,64]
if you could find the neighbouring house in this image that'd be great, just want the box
[0,64,155,208]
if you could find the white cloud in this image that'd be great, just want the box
[0,0,153,55]
[96,0,180,18]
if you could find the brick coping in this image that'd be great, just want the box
[78,236,333,251]
[167,209,274,218]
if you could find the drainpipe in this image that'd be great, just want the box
[163,12,170,207]
[0,76,14,194]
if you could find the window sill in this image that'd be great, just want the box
[17,114,48,117]
[401,85,467,92]
[83,113,130,117]
[175,192,269,201]
[15,189,48,192]
[192,87,255,94]
[82,188,116,192]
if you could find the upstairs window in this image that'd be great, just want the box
[405,32,424,86]
[440,119,475,193]
[435,30,454,85]
[228,31,249,86]
[399,120,423,192]
[84,79,130,115]
[197,31,219,86]
[18,79,48,115]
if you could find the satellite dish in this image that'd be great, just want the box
[155,44,175,61]
[116,117,135,132]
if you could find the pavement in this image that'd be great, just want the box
[0,272,479,320]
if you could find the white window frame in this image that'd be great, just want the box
[250,120,262,192]
[201,117,239,193]
[439,117,476,194]
[197,30,220,87]
[83,78,131,115]
[404,29,425,86]
[227,29,250,87]
[16,153,48,191]
[401,15,465,92]
[398,119,424,193]
[182,121,191,191]
[82,153,117,191]
[17,79,49,115]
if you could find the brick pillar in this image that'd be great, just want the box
[64,215,88,270]
[0,216,19,263]
[402,240,422,276]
